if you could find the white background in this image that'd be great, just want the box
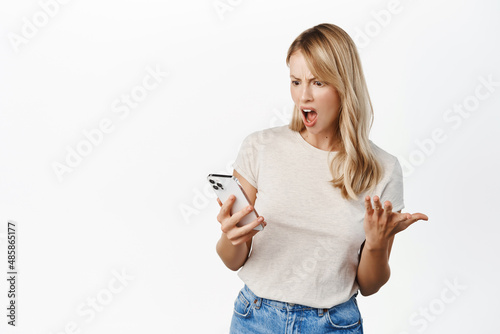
[1,0,499,333]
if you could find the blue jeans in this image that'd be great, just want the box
[230,285,363,333]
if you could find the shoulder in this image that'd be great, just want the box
[241,125,290,146]
[368,140,402,179]
[368,140,405,210]
[369,140,398,164]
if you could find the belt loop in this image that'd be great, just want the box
[253,296,262,309]
[318,308,328,317]
[244,285,262,310]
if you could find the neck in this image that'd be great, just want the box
[300,128,342,151]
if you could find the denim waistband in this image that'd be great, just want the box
[241,284,358,316]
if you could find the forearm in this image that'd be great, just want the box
[356,241,391,296]
[216,233,251,271]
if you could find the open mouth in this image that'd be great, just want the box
[302,108,318,125]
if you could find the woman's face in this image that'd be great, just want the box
[289,50,341,136]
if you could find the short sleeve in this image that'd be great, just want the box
[380,158,405,212]
[232,132,259,189]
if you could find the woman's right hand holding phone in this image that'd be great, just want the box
[217,195,266,246]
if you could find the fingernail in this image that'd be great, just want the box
[258,217,264,222]
[247,206,252,211]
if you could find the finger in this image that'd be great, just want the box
[398,213,428,232]
[399,212,428,222]
[373,196,383,214]
[230,228,260,246]
[236,216,265,237]
[228,217,265,240]
[400,218,419,231]
[396,212,412,222]
[382,200,393,218]
[414,213,429,221]
[217,195,236,222]
[217,198,222,207]
[223,194,236,206]
[364,196,373,213]
[228,204,256,228]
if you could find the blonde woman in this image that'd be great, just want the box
[215,23,428,333]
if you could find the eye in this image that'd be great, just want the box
[314,81,325,87]
[291,80,300,86]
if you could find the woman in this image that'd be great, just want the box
[215,23,428,333]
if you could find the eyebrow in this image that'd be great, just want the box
[289,75,317,82]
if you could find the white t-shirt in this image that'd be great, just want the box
[232,124,405,309]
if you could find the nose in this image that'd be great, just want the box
[300,84,313,103]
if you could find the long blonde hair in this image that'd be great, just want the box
[286,23,382,200]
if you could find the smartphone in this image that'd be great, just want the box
[207,174,263,231]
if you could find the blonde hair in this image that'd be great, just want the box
[286,23,383,200]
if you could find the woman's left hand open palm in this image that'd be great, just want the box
[364,195,428,249]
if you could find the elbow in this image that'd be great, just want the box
[216,242,243,271]
[359,286,380,297]
[221,256,243,271]
[357,271,391,297]
[221,255,245,271]
[226,264,242,272]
